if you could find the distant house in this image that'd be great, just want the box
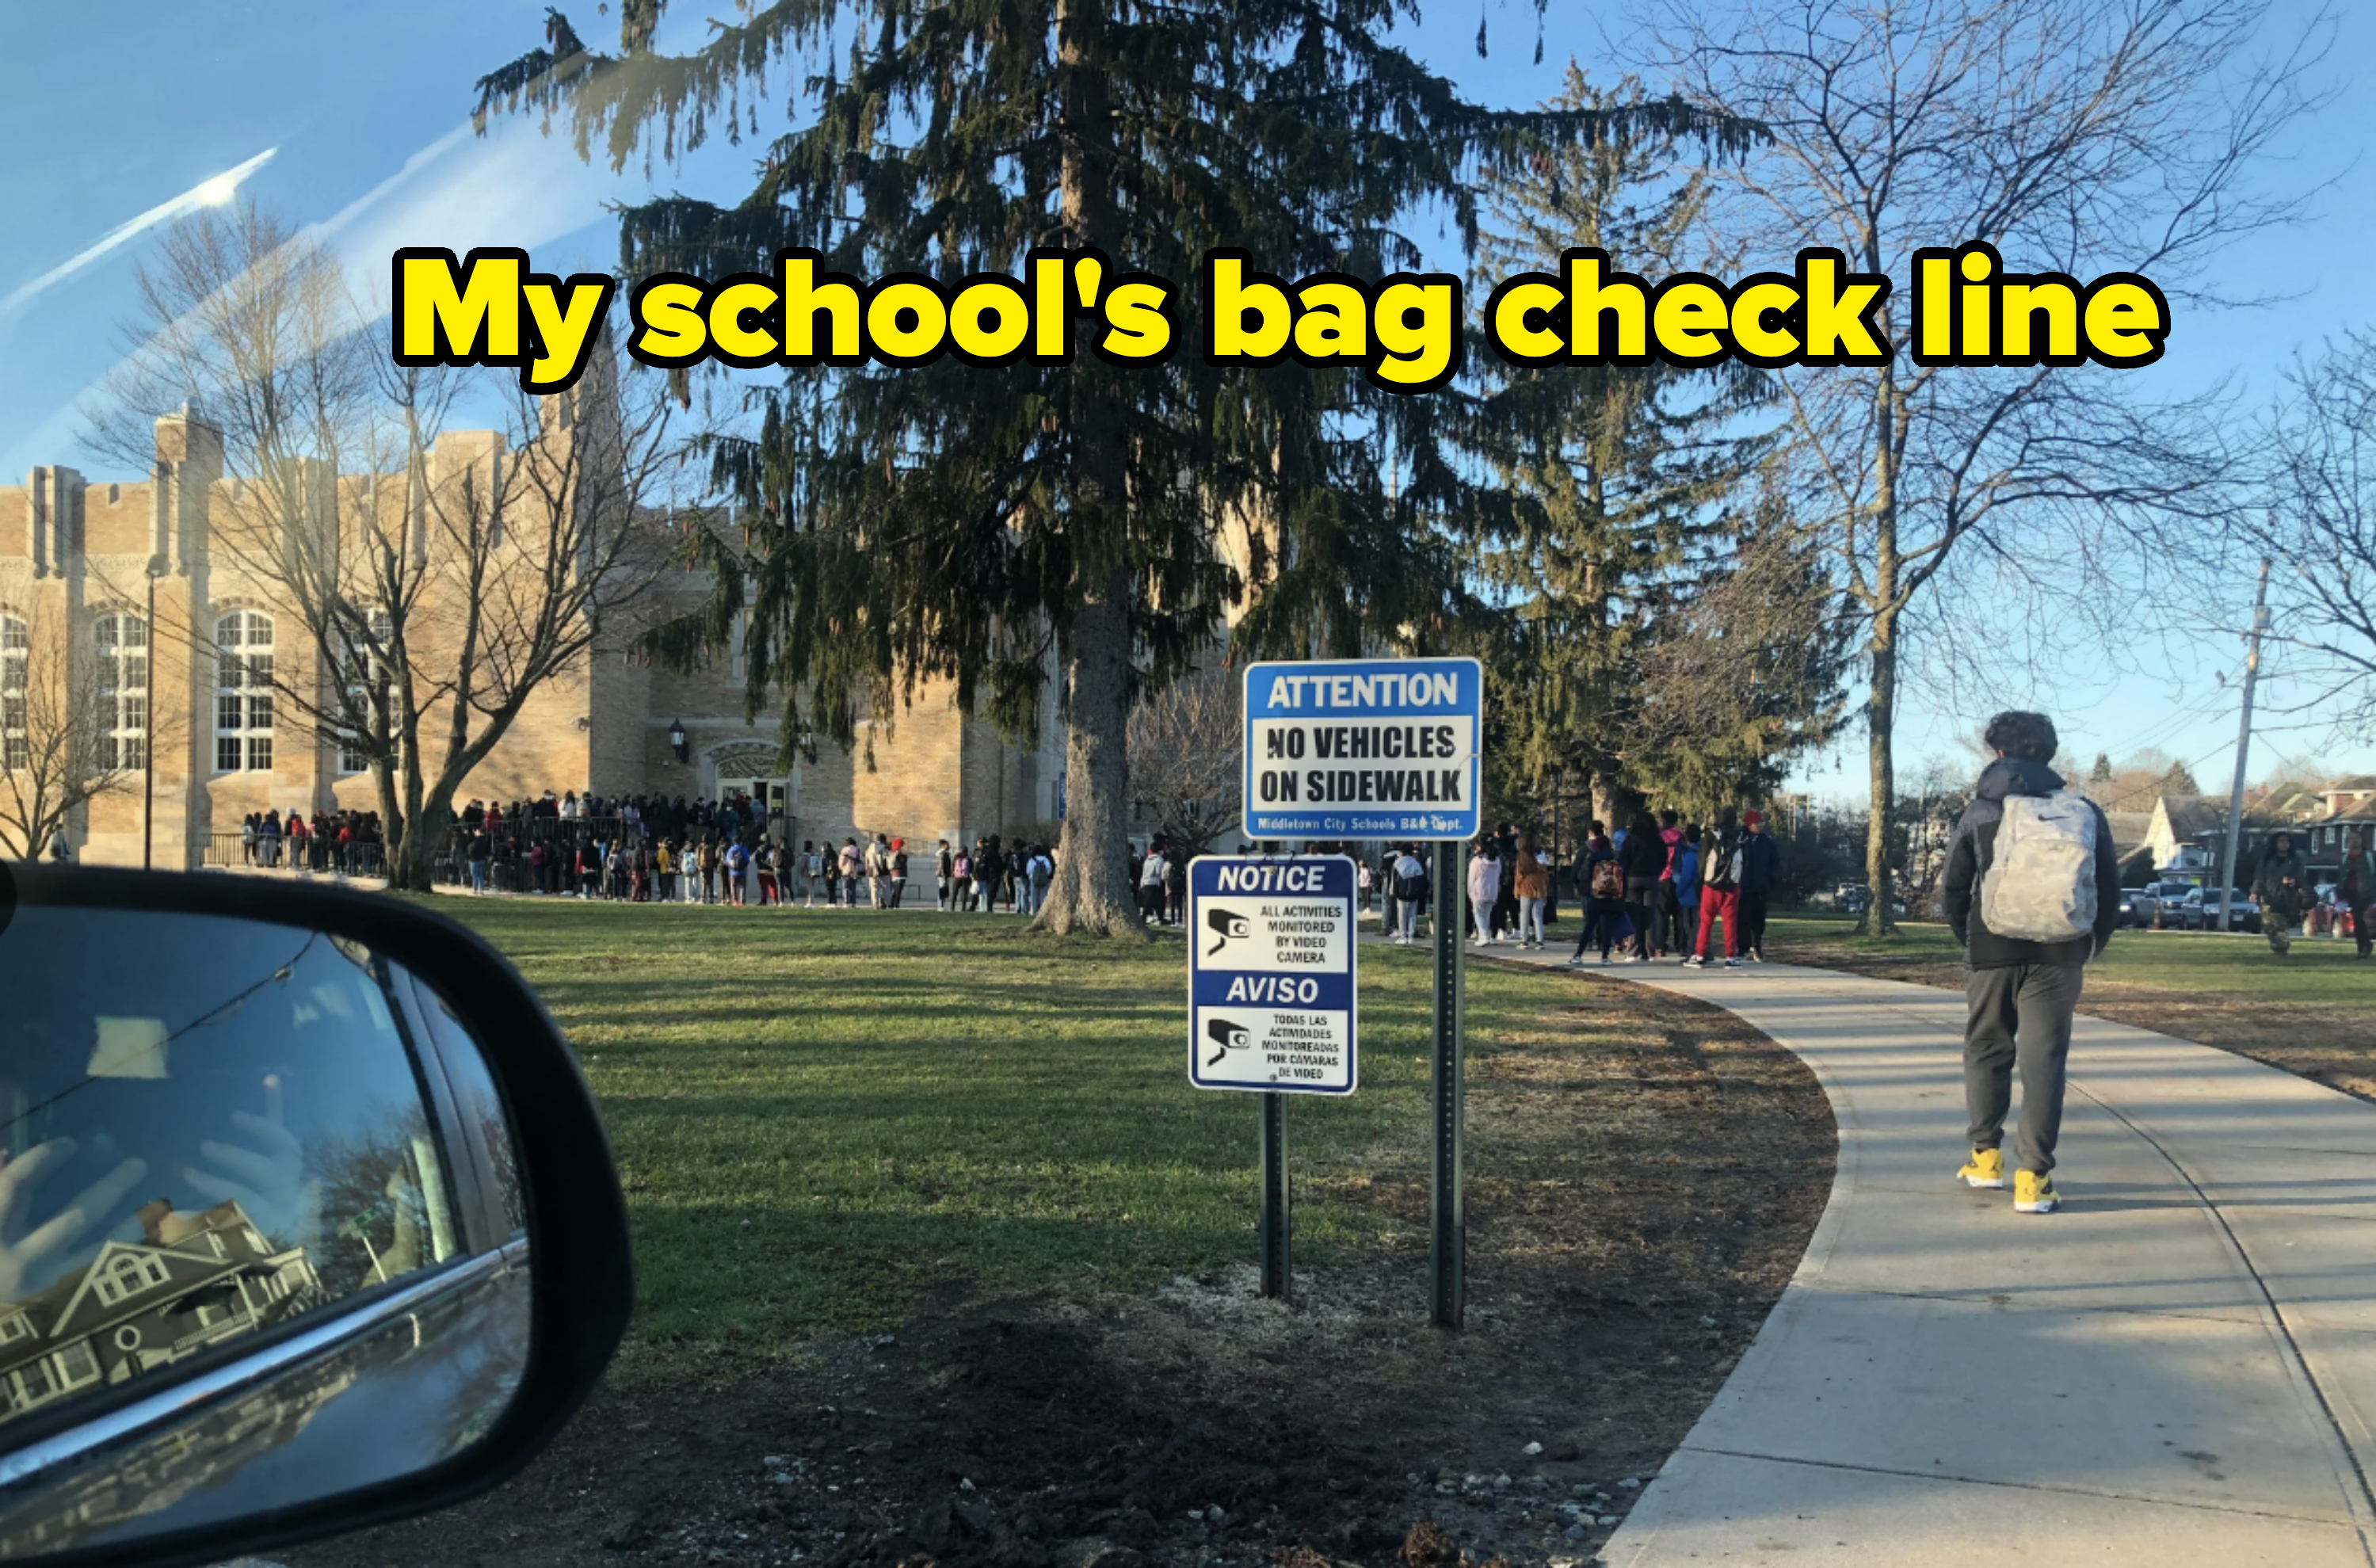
[2320,775,2376,818]
[2303,775,2376,879]
[2103,811,2153,877]
[2141,795,2233,878]
[0,1200,320,1427]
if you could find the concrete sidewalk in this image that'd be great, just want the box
[1451,940,2376,1565]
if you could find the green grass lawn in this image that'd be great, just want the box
[1767,913,2374,1009]
[410,901,1583,1377]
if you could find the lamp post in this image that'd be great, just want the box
[141,556,160,871]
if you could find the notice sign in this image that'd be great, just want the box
[1188,856,1358,1095]
[1241,657,1482,841]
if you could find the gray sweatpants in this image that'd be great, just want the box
[1965,962,2084,1176]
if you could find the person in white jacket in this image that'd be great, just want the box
[1466,840,1502,945]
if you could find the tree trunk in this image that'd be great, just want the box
[1039,567,1146,936]
[1033,0,1144,939]
[1859,621,1898,937]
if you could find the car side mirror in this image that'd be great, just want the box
[0,864,631,1568]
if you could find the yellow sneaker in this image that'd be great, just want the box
[1957,1147,2006,1189]
[2014,1169,2061,1214]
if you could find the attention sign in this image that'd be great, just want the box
[1187,856,1358,1095]
[1241,657,1483,841]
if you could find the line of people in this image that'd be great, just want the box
[1564,807,1778,968]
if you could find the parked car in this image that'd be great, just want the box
[2116,888,2160,927]
[2180,887,2262,933]
[2138,879,2199,925]
[1836,883,1873,915]
[0,867,631,1568]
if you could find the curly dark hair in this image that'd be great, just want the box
[1983,710,2059,764]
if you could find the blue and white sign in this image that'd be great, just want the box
[1188,856,1358,1095]
[1241,657,1483,841]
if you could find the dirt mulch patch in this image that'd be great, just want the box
[1771,933,2376,1102]
[287,976,1831,1568]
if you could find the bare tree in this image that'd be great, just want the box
[0,601,142,860]
[87,203,689,889]
[2237,332,2376,738]
[1126,666,1242,858]
[1632,0,2327,932]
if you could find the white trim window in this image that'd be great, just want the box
[0,1310,31,1345]
[337,608,394,776]
[93,612,147,771]
[90,1250,171,1307]
[0,613,25,772]
[215,610,275,773]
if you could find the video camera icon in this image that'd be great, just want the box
[1205,906,1253,956]
[1205,1016,1253,1066]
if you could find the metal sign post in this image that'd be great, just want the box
[1188,854,1360,1303]
[1237,655,1482,1331]
[1429,837,1465,1328]
[1259,1091,1289,1299]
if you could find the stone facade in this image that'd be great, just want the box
[0,407,1062,868]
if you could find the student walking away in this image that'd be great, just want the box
[952,846,972,910]
[1466,839,1502,946]
[1618,811,1667,962]
[467,828,491,895]
[2341,830,2376,960]
[1391,845,1428,943]
[725,837,750,905]
[1942,711,2123,1216]
[1358,860,1374,915]
[1140,841,1169,924]
[936,841,955,910]
[1028,844,1054,915]
[1688,809,1746,968]
[1512,832,1552,948]
[1566,823,1625,966]
[1164,850,1187,926]
[2252,831,2311,957]
[1655,809,1685,956]
[1738,810,1779,961]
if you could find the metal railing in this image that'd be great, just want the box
[203,831,385,879]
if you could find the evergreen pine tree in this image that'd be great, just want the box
[1464,71,1830,830]
[475,5,1745,933]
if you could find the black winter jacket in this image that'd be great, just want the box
[1941,757,2123,970]
[1618,830,1669,882]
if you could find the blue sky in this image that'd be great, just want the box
[4,0,2370,796]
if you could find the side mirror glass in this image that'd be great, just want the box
[0,867,628,1568]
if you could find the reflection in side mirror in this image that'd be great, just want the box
[0,869,628,1568]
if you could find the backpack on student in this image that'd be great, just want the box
[1703,833,1743,892]
[1981,790,2099,942]
[1589,856,1625,901]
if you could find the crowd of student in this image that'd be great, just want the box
[426,791,1062,913]
[235,807,386,874]
[1365,811,1779,970]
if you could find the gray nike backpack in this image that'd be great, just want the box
[1981,790,2098,943]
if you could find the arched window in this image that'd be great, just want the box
[215,610,274,773]
[93,612,147,771]
[90,1250,170,1307]
[1,615,26,772]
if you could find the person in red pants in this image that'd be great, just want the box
[1688,807,1745,968]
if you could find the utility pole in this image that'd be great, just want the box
[2217,554,2271,932]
